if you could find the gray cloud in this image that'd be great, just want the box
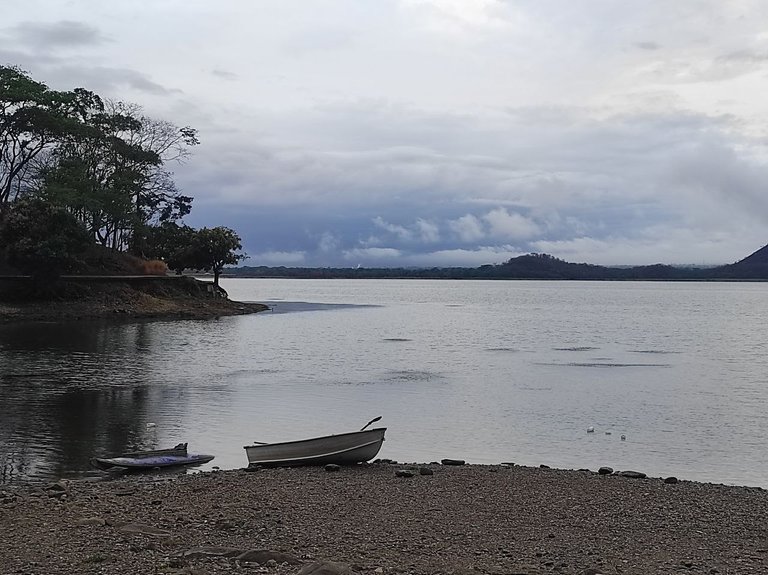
[4,1,768,267]
[7,20,109,49]
[175,97,768,266]
[212,68,238,80]
[283,26,358,55]
[42,65,180,96]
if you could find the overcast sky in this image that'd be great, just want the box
[4,1,768,267]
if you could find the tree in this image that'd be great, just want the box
[102,101,197,255]
[189,227,246,288]
[0,197,91,284]
[38,98,197,252]
[0,66,97,212]
[144,221,196,274]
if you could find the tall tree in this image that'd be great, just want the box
[40,99,197,252]
[104,101,197,255]
[189,227,246,288]
[40,105,153,249]
[0,66,95,212]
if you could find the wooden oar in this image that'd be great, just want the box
[360,416,382,431]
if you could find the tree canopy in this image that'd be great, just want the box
[0,66,247,288]
[1,65,198,253]
[188,227,246,287]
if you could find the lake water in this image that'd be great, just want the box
[1,278,767,487]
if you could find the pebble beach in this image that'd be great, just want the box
[2,462,767,575]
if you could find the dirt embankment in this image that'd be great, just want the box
[1,463,767,575]
[0,276,268,323]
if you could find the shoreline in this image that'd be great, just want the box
[2,462,767,574]
[0,276,270,324]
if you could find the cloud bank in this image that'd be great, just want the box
[3,0,768,266]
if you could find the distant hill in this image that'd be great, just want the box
[709,244,768,279]
[225,245,768,281]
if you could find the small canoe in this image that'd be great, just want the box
[244,427,386,468]
[92,453,215,470]
[90,443,213,470]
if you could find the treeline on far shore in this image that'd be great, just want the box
[226,250,768,281]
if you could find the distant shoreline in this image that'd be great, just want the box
[224,273,768,282]
[223,248,768,281]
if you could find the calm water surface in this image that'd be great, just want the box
[2,279,767,486]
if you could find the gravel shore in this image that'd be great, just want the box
[2,463,767,575]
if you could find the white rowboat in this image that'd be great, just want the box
[244,427,386,468]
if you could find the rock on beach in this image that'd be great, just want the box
[1,463,767,574]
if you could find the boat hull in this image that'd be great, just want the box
[244,428,386,467]
[90,443,190,470]
[91,453,215,470]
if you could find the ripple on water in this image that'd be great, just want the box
[566,362,671,368]
[629,349,682,354]
[225,368,282,376]
[383,338,412,342]
[384,370,444,383]
[485,347,519,352]
[553,346,599,351]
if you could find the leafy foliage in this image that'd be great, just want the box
[189,227,246,286]
[0,66,248,289]
[0,197,91,282]
[144,221,197,274]
[0,66,99,210]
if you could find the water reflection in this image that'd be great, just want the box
[5,279,768,487]
[0,321,163,483]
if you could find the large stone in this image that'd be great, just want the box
[298,561,355,575]
[45,481,68,492]
[395,469,415,478]
[180,546,244,559]
[76,517,107,527]
[441,458,466,466]
[618,470,647,479]
[597,467,613,475]
[236,550,302,564]
[118,523,172,537]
